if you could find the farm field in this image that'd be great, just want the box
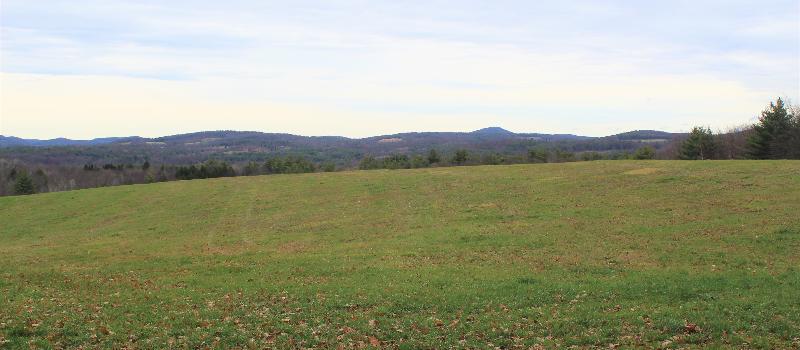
[1,161,799,349]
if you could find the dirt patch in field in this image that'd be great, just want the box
[473,202,498,208]
[624,168,661,175]
[276,241,314,254]
[618,249,658,268]
[200,242,256,256]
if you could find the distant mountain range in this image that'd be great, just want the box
[0,128,681,166]
[0,135,134,147]
[0,127,674,147]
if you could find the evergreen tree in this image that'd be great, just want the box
[581,152,604,161]
[283,156,315,173]
[554,150,576,162]
[263,157,286,174]
[481,153,504,165]
[383,154,410,169]
[359,156,382,170]
[527,148,548,163]
[792,110,800,159]
[427,149,441,165]
[451,149,469,165]
[14,172,35,195]
[680,127,716,160]
[411,155,429,168]
[243,161,261,176]
[199,160,236,178]
[633,146,655,160]
[748,98,796,159]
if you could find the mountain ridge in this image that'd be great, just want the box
[0,128,680,148]
[0,128,684,167]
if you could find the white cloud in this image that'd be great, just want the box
[0,0,797,138]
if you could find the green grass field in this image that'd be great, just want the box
[1,161,799,349]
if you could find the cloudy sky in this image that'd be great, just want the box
[1,0,798,139]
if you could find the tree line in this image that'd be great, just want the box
[0,147,653,196]
[669,98,799,160]
[356,145,657,171]
[0,156,325,196]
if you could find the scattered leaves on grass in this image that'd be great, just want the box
[683,321,699,334]
[368,336,380,347]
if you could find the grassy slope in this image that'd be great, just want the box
[1,161,799,349]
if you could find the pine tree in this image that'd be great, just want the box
[633,146,655,160]
[451,149,469,165]
[359,156,382,170]
[792,110,800,159]
[748,98,795,159]
[528,148,548,163]
[14,172,35,195]
[679,127,716,160]
[427,149,441,165]
[411,155,429,168]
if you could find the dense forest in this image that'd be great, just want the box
[2,99,798,196]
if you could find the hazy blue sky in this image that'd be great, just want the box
[1,0,798,139]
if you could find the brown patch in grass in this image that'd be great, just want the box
[276,241,314,254]
[624,168,661,175]
[475,203,498,208]
[618,250,658,268]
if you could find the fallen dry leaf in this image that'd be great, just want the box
[684,322,699,333]
[368,336,380,347]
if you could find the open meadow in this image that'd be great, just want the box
[1,161,799,349]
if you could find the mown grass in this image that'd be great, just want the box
[1,161,799,349]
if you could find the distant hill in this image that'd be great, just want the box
[471,126,515,135]
[0,135,137,147]
[0,128,682,166]
[609,130,677,141]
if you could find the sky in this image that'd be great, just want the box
[1,0,798,139]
